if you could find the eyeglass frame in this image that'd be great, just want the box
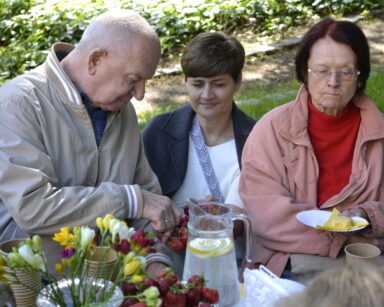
[307,67,360,81]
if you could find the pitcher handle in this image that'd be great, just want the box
[232,213,253,263]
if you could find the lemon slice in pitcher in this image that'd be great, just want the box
[187,237,233,258]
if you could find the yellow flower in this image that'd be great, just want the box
[124,260,140,276]
[103,214,114,231]
[0,255,6,266]
[130,274,144,283]
[52,227,75,248]
[55,263,64,274]
[124,251,135,265]
[96,217,104,231]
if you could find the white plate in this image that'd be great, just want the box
[296,210,368,232]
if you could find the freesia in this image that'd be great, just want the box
[109,218,135,241]
[31,235,43,251]
[124,259,140,276]
[80,227,95,249]
[102,214,114,230]
[52,227,75,248]
[18,244,46,272]
[55,263,64,274]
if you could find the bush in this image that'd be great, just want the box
[0,0,382,85]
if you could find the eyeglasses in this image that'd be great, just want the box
[307,68,360,81]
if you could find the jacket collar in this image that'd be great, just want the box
[161,102,253,140]
[162,104,195,140]
[44,43,83,106]
[280,85,312,147]
[280,85,384,145]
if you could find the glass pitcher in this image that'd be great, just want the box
[182,200,252,307]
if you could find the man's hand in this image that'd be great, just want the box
[142,190,181,232]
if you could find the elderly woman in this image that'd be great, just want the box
[239,17,384,280]
[276,263,384,307]
[143,32,256,276]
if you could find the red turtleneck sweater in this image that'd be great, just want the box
[308,99,361,207]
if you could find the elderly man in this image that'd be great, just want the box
[0,9,179,274]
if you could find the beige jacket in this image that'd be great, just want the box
[240,86,384,276]
[0,43,166,266]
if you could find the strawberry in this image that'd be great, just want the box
[121,298,139,306]
[121,281,138,295]
[163,290,186,307]
[201,287,219,304]
[183,205,189,216]
[158,278,173,295]
[187,275,205,287]
[143,277,159,289]
[186,287,201,305]
[169,237,184,250]
[130,302,147,307]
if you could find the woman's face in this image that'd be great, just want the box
[307,36,358,116]
[185,73,241,120]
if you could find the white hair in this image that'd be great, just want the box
[77,9,159,52]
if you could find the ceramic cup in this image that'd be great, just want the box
[0,239,41,307]
[344,243,381,265]
[85,246,119,281]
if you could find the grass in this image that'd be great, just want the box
[138,67,384,129]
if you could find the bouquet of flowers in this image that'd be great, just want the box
[0,214,161,306]
[0,214,220,307]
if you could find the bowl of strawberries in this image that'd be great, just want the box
[156,202,190,251]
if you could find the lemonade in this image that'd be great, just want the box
[183,236,240,307]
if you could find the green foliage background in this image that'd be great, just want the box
[0,0,382,85]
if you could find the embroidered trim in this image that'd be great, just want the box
[190,115,224,202]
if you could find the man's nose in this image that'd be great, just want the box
[133,80,145,101]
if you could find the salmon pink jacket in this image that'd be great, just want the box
[239,85,384,276]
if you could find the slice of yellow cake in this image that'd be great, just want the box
[317,208,369,231]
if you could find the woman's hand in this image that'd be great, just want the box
[340,207,369,220]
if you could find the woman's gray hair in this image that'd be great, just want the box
[77,9,158,53]
[276,263,384,307]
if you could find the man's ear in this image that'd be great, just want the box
[88,48,107,75]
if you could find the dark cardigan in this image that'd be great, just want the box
[142,103,256,198]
